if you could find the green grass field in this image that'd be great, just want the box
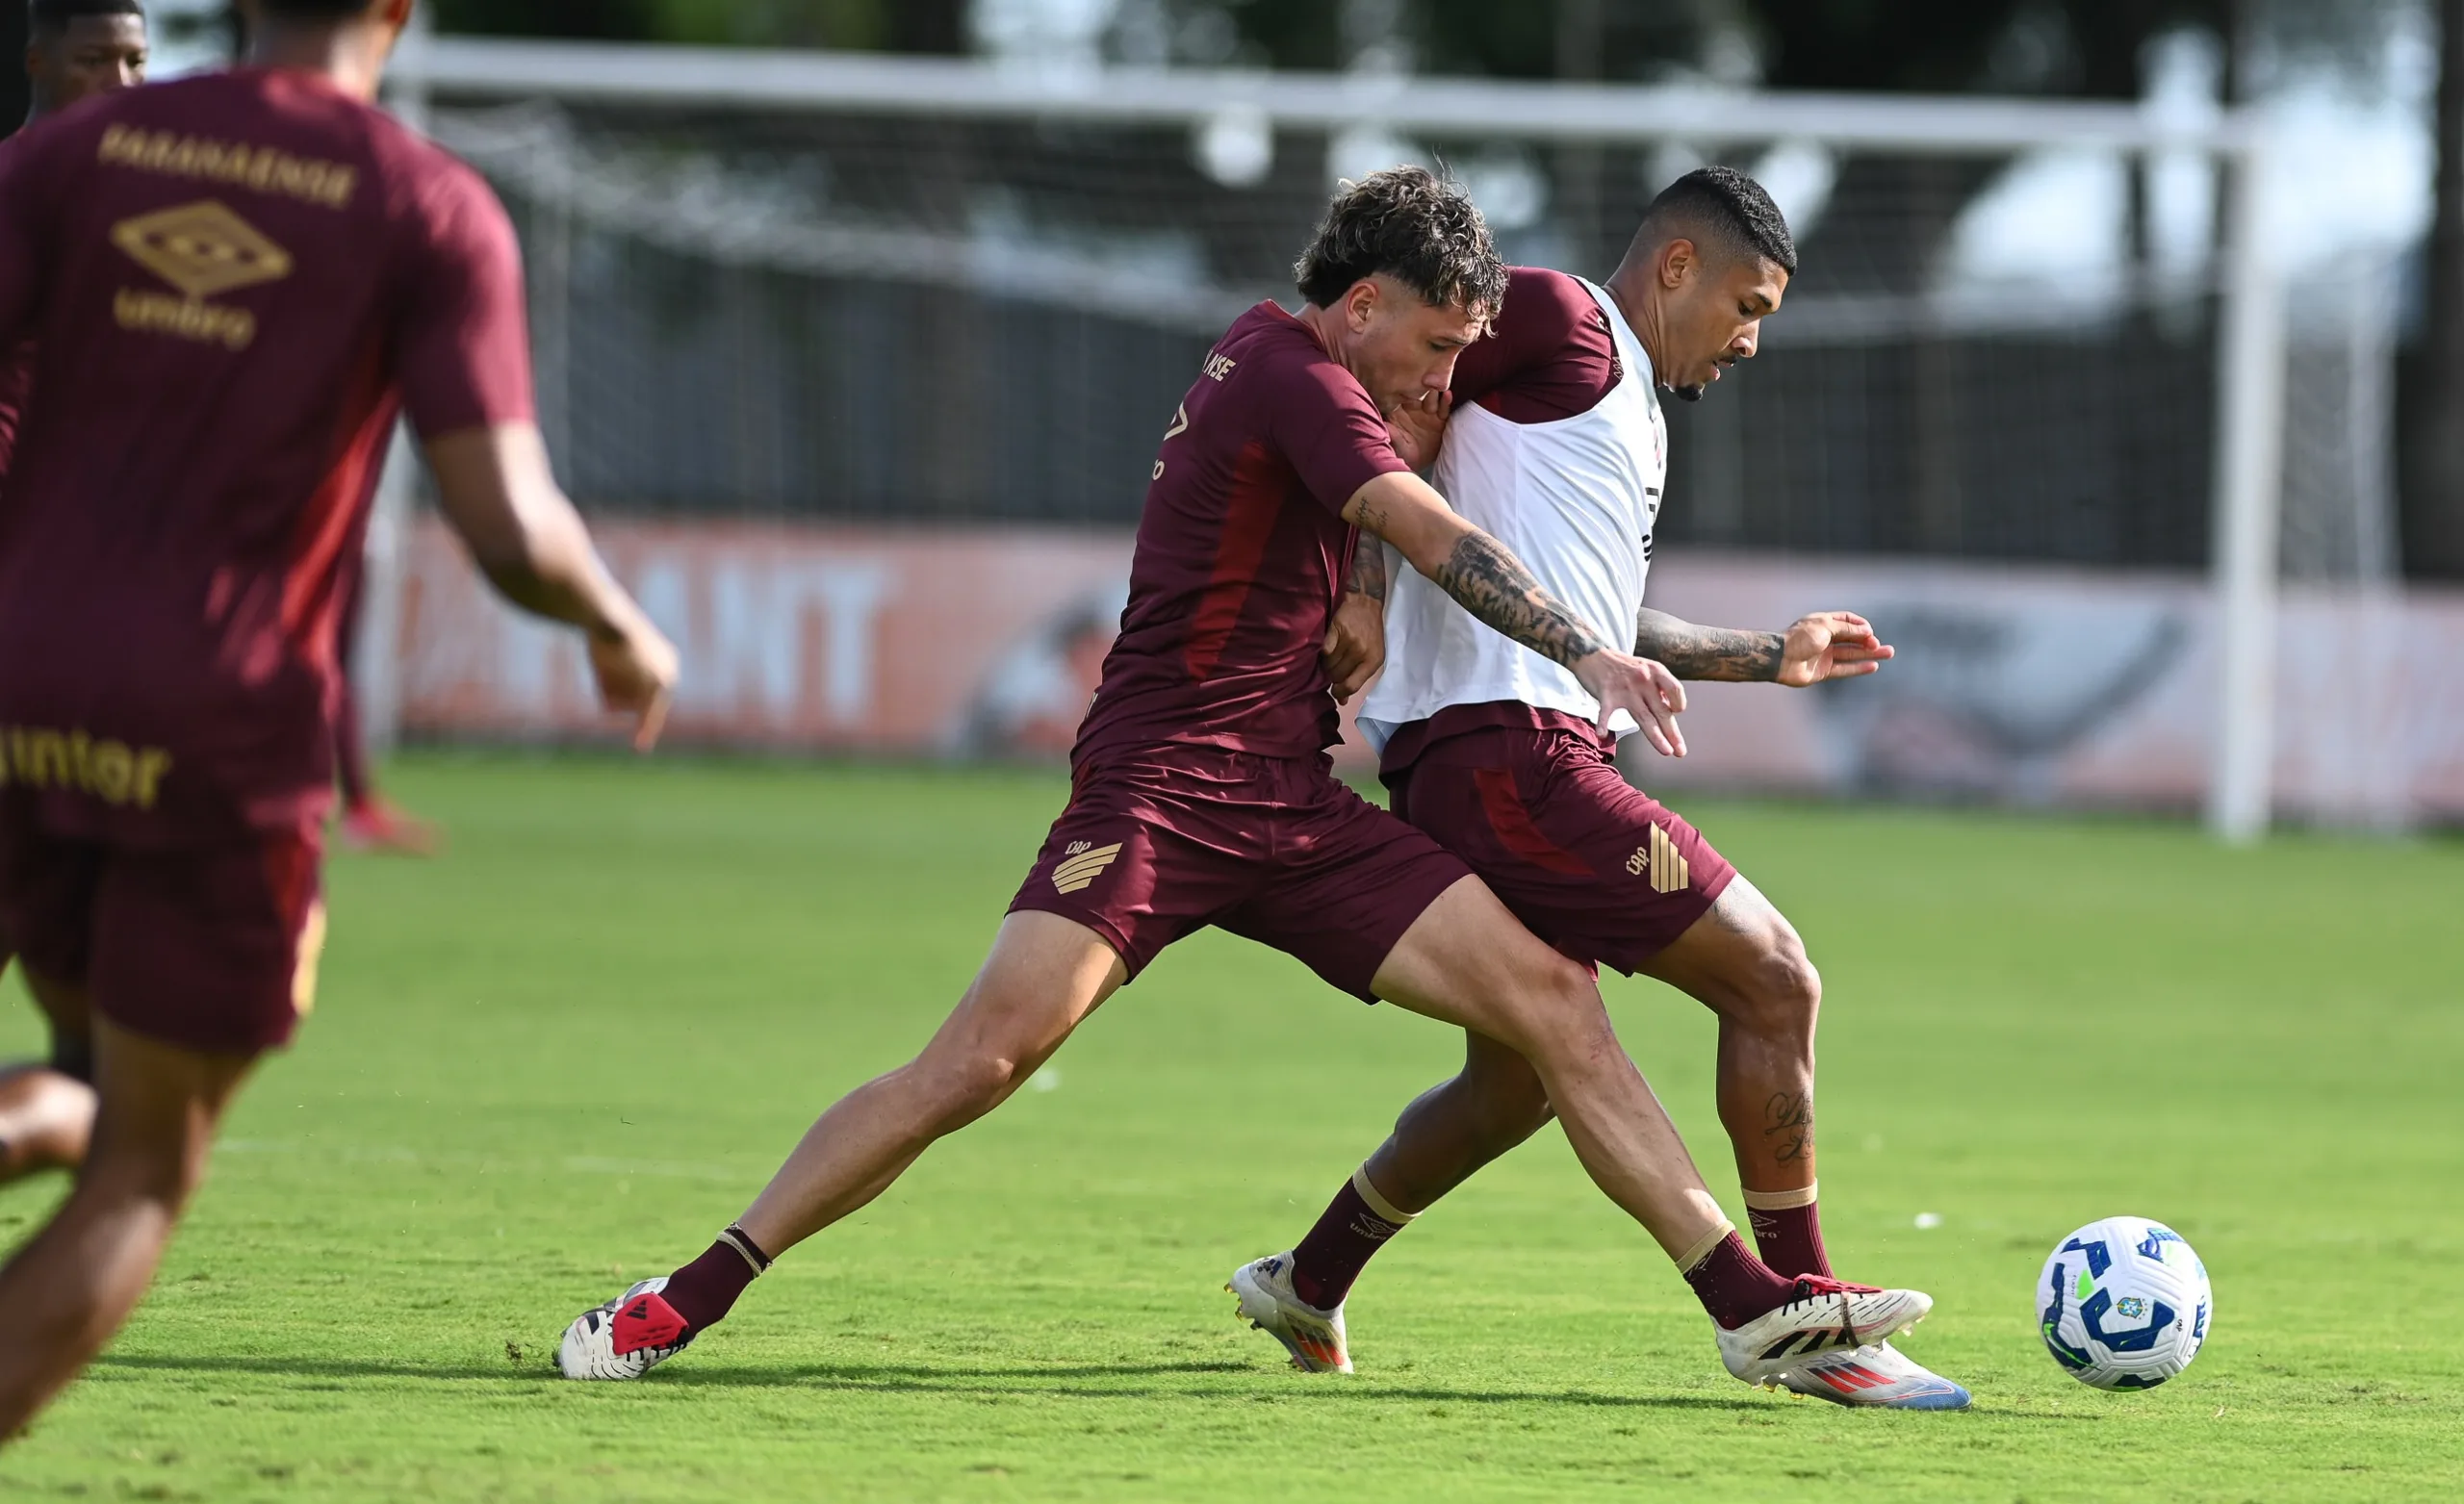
[0,754,2456,1501]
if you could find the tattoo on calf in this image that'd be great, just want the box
[1633,608,1784,682]
[1431,531,1605,668]
[1763,1091,1814,1165]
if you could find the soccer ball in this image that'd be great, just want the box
[2037,1215,2212,1390]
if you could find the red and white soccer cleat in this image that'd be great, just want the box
[1715,1276,1933,1389]
[1780,1340,1971,1409]
[1228,1253,1351,1374]
[558,1277,694,1381]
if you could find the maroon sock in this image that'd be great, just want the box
[1288,1176,1410,1310]
[1681,1232,1803,1330]
[1749,1199,1832,1280]
[660,1227,771,1335]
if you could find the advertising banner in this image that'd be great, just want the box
[397,518,2464,824]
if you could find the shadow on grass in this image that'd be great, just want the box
[89,1353,1781,1414]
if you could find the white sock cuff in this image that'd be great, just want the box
[1350,1164,1420,1227]
[1740,1182,1818,1212]
[1674,1218,1736,1275]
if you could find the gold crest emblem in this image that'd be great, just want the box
[112,199,294,300]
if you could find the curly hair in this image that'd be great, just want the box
[1639,166,1797,274]
[1294,166,1509,317]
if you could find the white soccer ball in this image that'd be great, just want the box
[2038,1215,2212,1390]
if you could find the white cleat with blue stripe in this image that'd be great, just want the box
[1715,1277,1934,1389]
[1779,1341,1972,1409]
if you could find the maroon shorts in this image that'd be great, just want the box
[1010,747,1471,1001]
[1385,720,1735,976]
[0,797,326,1057]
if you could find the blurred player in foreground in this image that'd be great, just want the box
[0,0,677,1439]
[561,167,1931,1391]
[1234,167,1965,1408]
[0,0,150,1192]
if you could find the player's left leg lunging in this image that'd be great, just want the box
[559,910,1128,1380]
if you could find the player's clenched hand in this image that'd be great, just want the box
[589,615,680,752]
[1777,611,1894,688]
[1572,650,1688,758]
[1322,589,1385,703]
[1384,388,1452,471]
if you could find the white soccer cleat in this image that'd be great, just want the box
[558,1276,695,1381]
[1778,1340,1972,1410]
[1716,1277,1933,1389]
[1227,1253,1351,1374]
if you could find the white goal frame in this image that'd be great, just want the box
[383,35,2288,843]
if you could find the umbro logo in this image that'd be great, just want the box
[1053,842,1123,894]
[1624,825,1689,894]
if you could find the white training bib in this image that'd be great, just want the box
[1360,277,1667,752]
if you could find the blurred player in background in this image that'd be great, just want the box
[560,167,1932,1394]
[1236,167,1966,1408]
[0,0,149,1192]
[0,0,677,1438]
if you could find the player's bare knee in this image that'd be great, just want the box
[1738,938,1820,1041]
[1496,951,1614,1064]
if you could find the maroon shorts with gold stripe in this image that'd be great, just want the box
[0,795,326,1057]
[1009,746,1470,1002]
[1382,710,1734,976]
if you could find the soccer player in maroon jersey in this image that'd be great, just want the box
[1245,168,1968,1406]
[0,0,150,1194]
[0,0,679,1437]
[561,167,1932,1389]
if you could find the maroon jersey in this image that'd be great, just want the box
[1450,266,1622,425]
[1074,302,1408,765]
[0,70,533,843]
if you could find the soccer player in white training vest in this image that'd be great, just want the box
[1231,166,1969,1409]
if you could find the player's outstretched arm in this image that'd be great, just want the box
[1635,607,1894,687]
[1344,471,1688,755]
[426,423,680,750]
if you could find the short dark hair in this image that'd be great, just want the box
[1294,166,1508,317]
[254,0,377,17]
[1639,166,1797,275]
[29,0,142,37]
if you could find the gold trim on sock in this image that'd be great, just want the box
[1740,1182,1818,1211]
[1350,1164,1420,1226]
[717,1226,769,1277]
[1674,1218,1736,1274]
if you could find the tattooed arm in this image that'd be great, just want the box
[1637,606,1897,688]
[1347,530,1390,602]
[1341,471,1690,754]
[1634,609,1784,681]
[1322,534,1389,703]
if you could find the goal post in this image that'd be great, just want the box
[382,34,2292,840]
